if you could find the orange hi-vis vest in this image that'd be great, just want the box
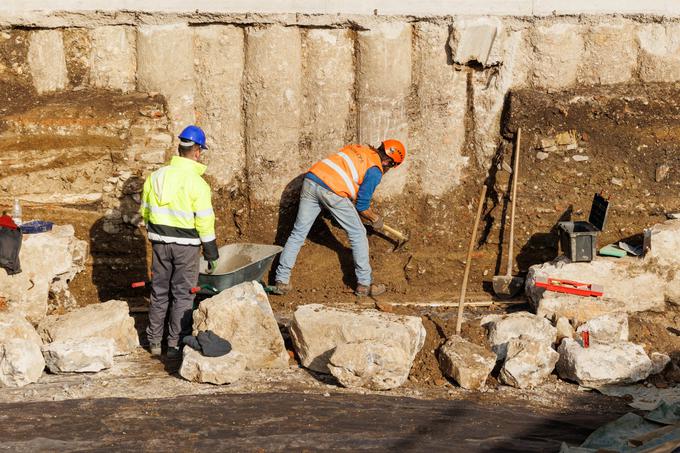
[308,145,384,199]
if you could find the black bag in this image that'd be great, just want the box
[0,226,22,275]
[183,330,232,357]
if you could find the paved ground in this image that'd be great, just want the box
[0,391,628,452]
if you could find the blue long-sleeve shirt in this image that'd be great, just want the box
[305,166,382,212]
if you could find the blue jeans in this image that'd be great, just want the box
[275,178,371,286]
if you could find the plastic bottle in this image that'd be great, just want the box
[12,198,22,226]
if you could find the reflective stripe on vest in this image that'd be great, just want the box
[309,145,383,200]
[321,157,357,199]
[147,232,201,246]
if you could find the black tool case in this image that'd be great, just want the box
[558,193,610,262]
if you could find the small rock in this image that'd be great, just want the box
[576,313,628,344]
[655,164,670,182]
[0,339,45,387]
[650,352,671,375]
[328,340,411,390]
[438,335,496,390]
[42,338,114,373]
[536,151,549,161]
[179,348,247,385]
[611,177,623,187]
[555,317,574,343]
[572,155,589,162]
[499,337,559,389]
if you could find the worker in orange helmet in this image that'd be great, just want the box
[273,139,406,297]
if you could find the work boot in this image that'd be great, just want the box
[166,346,182,360]
[271,281,292,296]
[355,283,386,297]
[149,343,161,357]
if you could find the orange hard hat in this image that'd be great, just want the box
[382,139,406,166]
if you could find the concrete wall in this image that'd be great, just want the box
[5,12,680,210]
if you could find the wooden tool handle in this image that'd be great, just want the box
[382,223,407,241]
[456,184,487,335]
[507,128,521,277]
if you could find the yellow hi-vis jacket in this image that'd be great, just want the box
[140,156,218,260]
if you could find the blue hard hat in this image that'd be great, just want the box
[178,125,208,149]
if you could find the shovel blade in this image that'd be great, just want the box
[492,275,525,298]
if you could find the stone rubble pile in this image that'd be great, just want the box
[0,225,88,324]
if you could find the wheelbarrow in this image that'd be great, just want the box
[196,243,283,296]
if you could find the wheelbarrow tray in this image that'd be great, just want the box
[197,243,282,296]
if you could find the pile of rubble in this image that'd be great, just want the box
[0,300,138,387]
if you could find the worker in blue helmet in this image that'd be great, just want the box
[140,125,218,359]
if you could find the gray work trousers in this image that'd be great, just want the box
[146,242,200,348]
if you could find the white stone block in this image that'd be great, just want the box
[28,29,68,93]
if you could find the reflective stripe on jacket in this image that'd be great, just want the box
[308,145,384,199]
[140,156,218,260]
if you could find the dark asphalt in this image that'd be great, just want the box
[0,392,627,452]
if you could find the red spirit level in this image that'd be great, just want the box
[534,276,604,297]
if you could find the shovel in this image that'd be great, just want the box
[493,128,525,298]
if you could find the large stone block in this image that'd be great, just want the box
[244,25,302,204]
[578,22,637,85]
[37,300,139,355]
[638,24,680,83]
[192,281,289,370]
[412,22,468,196]
[356,22,411,199]
[483,312,556,361]
[193,25,246,187]
[0,339,45,388]
[526,258,666,323]
[42,337,114,373]
[529,24,584,89]
[137,23,195,138]
[90,26,136,92]
[27,29,68,93]
[556,338,652,387]
[499,337,559,389]
[179,348,247,385]
[301,28,355,166]
[328,340,411,390]
[471,27,529,164]
[289,304,426,374]
[645,219,680,305]
[0,225,88,324]
[449,17,501,67]
[438,335,496,390]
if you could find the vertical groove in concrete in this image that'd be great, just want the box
[89,26,136,92]
[301,28,354,167]
[244,25,302,205]
[356,22,412,198]
[27,29,68,94]
[193,25,246,188]
[411,22,468,197]
[137,23,196,143]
